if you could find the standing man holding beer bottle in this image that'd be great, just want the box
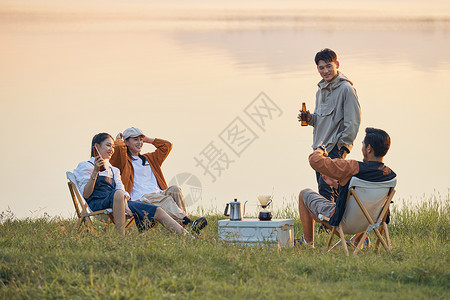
[298,48,361,202]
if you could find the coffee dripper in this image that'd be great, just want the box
[256,195,273,221]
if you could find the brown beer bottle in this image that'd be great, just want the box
[93,146,106,171]
[301,102,307,126]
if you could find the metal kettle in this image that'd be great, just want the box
[224,198,248,221]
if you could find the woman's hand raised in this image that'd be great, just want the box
[93,155,106,173]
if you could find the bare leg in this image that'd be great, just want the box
[299,189,315,245]
[113,190,126,237]
[154,207,190,236]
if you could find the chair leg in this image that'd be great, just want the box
[383,223,391,249]
[373,228,389,251]
[85,217,95,231]
[337,225,349,256]
[328,228,344,252]
[347,234,357,250]
[125,218,135,231]
[327,227,337,249]
[375,225,385,251]
[375,227,382,251]
[73,218,82,232]
[103,220,110,232]
[373,224,391,252]
[353,232,367,255]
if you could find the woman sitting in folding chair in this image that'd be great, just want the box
[73,132,191,237]
[297,128,397,249]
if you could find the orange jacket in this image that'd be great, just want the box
[110,138,173,194]
[308,150,359,186]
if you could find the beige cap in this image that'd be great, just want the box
[123,127,144,140]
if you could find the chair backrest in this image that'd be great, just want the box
[67,171,114,223]
[340,177,397,234]
[66,171,91,217]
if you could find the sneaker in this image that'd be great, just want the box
[349,235,371,249]
[363,236,370,249]
[190,217,207,234]
[294,237,315,249]
[334,239,352,247]
[317,224,330,234]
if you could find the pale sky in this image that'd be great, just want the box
[0,0,449,218]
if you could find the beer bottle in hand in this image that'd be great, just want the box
[301,102,308,126]
[93,146,106,171]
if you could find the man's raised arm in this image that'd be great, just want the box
[145,137,173,166]
[308,149,359,186]
[110,136,128,170]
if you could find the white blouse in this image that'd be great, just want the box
[73,157,129,199]
[130,155,162,201]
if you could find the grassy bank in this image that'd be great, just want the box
[0,196,449,299]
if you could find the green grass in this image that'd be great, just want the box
[0,195,449,299]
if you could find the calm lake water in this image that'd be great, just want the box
[1,0,449,218]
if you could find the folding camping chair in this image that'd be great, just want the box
[325,177,396,256]
[66,171,135,232]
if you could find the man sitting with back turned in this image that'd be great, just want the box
[297,128,396,247]
[110,127,207,234]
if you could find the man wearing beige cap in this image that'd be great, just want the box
[110,127,207,233]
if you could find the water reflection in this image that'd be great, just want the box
[0,1,449,218]
[171,27,450,75]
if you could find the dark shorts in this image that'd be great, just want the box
[303,189,336,222]
[87,189,116,212]
[88,189,158,232]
